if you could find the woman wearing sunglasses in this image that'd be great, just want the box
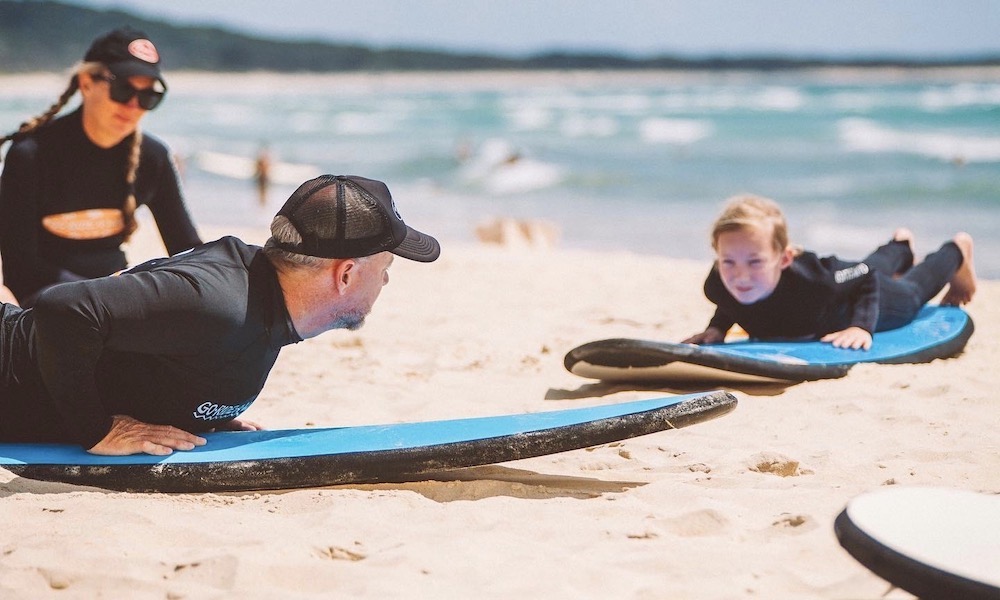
[0,27,202,307]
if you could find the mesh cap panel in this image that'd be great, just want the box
[273,175,440,262]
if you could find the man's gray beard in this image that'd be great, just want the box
[333,311,367,331]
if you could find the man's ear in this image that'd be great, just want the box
[333,259,358,293]
[778,247,795,270]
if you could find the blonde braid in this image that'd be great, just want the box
[0,76,80,161]
[122,128,142,240]
[0,62,110,161]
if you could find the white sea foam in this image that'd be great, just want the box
[754,86,806,111]
[503,91,653,116]
[559,114,619,138]
[780,175,860,198]
[207,103,258,126]
[331,112,399,135]
[457,138,563,195]
[838,118,1000,163]
[507,106,554,131]
[920,83,1000,110]
[501,93,580,113]
[654,86,805,112]
[829,91,881,112]
[288,111,326,134]
[639,118,713,145]
[584,94,654,113]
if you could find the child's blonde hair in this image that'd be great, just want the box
[711,194,790,253]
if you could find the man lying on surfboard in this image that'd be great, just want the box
[0,175,439,456]
[683,194,977,351]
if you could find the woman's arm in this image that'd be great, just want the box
[139,137,202,255]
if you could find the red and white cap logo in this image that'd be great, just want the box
[128,39,159,64]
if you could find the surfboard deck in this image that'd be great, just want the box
[835,486,1000,600]
[0,391,736,493]
[565,305,973,383]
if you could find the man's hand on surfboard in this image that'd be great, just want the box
[87,415,207,456]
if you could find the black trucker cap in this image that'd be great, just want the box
[273,175,440,262]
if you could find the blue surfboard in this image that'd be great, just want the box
[0,391,736,493]
[565,305,973,383]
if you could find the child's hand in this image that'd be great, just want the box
[821,327,872,350]
[682,327,726,345]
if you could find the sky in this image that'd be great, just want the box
[64,0,1000,59]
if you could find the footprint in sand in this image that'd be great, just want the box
[771,513,816,533]
[164,555,239,590]
[747,513,818,541]
[316,546,366,561]
[746,452,804,477]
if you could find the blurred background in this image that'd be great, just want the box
[2,0,999,275]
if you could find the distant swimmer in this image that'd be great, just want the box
[254,144,272,206]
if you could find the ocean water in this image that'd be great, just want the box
[2,69,999,278]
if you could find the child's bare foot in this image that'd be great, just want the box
[893,228,914,245]
[941,232,977,305]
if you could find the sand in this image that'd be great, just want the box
[1,221,997,599]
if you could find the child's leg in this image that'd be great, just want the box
[863,229,914,277]
[900,240,965,304]
[873,241,961,331]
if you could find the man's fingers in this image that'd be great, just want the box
[140,440,175,456]
[89,416,207,455]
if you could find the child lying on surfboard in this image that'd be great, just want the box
[682,194,977,350]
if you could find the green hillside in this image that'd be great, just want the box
[1,0,996,73]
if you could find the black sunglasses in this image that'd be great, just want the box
[91,73,166,111]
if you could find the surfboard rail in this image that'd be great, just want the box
[565,338,850,382]
[834,487,1000,600]
[0,391,736,493]
[565,305,973,383]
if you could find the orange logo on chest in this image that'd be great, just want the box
[41,209,126,239]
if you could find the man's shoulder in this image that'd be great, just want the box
[213,235,261,256]
[131,236,260,274]
[184,236,260,262]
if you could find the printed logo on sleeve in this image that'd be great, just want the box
[834,262,870,284]
[193,400,254,422]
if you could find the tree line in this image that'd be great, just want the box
[1,1,996,73]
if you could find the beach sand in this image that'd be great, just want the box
[1,221,997,599]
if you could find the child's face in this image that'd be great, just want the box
[715,225,793,305]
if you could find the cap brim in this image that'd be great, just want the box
[391,227,440,262]
[108,61,167,89]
